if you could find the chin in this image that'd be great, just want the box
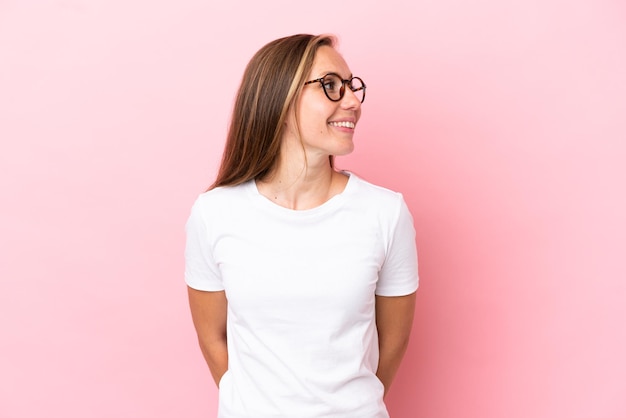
[333,145,355,157]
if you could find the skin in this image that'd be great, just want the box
[375,292,416,397]
[188,287,228,386]
[188,45,416,397]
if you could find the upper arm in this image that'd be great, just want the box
[376,196,419,297]
[375,292,416,344]
[188,287,227,341]
[188,287,229,385]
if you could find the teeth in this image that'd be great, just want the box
[329,121,355,129]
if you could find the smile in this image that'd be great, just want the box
[328,121,355,129]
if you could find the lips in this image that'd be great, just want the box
[328,121,355,129]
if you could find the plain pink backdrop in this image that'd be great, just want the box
[1,1,625,417]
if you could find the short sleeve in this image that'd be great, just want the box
[376,196,419,296]
[184,198,224,291]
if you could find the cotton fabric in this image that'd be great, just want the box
[185,173,418,418]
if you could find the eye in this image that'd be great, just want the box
[322,74,342,93]
[323,79,337,91]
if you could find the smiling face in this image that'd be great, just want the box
[287,45,362,161]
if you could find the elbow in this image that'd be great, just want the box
[379,333,411,359]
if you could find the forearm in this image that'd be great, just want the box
[376,335,410,398]
[198,336,228,386]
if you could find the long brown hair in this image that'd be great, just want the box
[210,34,336,189]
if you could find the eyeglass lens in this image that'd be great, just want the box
[322,74,365,103]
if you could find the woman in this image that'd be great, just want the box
[185,34,418,418]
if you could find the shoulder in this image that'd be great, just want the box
[190,181,252,216]
[346,173,406,209]
[195,182,250,204]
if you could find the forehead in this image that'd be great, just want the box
[309,46,352,78]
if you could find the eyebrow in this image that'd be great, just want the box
[315,71,354,79]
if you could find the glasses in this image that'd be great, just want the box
[304,73,366,103]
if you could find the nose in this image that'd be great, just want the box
[340,85,361,110]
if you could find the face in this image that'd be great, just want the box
[287,46,362,160]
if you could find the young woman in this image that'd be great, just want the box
[185,34,418,418]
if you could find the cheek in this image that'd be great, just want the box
[302,110,328,133]
[297,94,335,134]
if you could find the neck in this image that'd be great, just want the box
[257,156,346,210]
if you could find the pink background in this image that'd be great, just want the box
[1,1,625,417]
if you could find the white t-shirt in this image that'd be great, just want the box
[185,173,418,418]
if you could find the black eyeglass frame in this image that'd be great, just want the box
[304,73,367,103]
